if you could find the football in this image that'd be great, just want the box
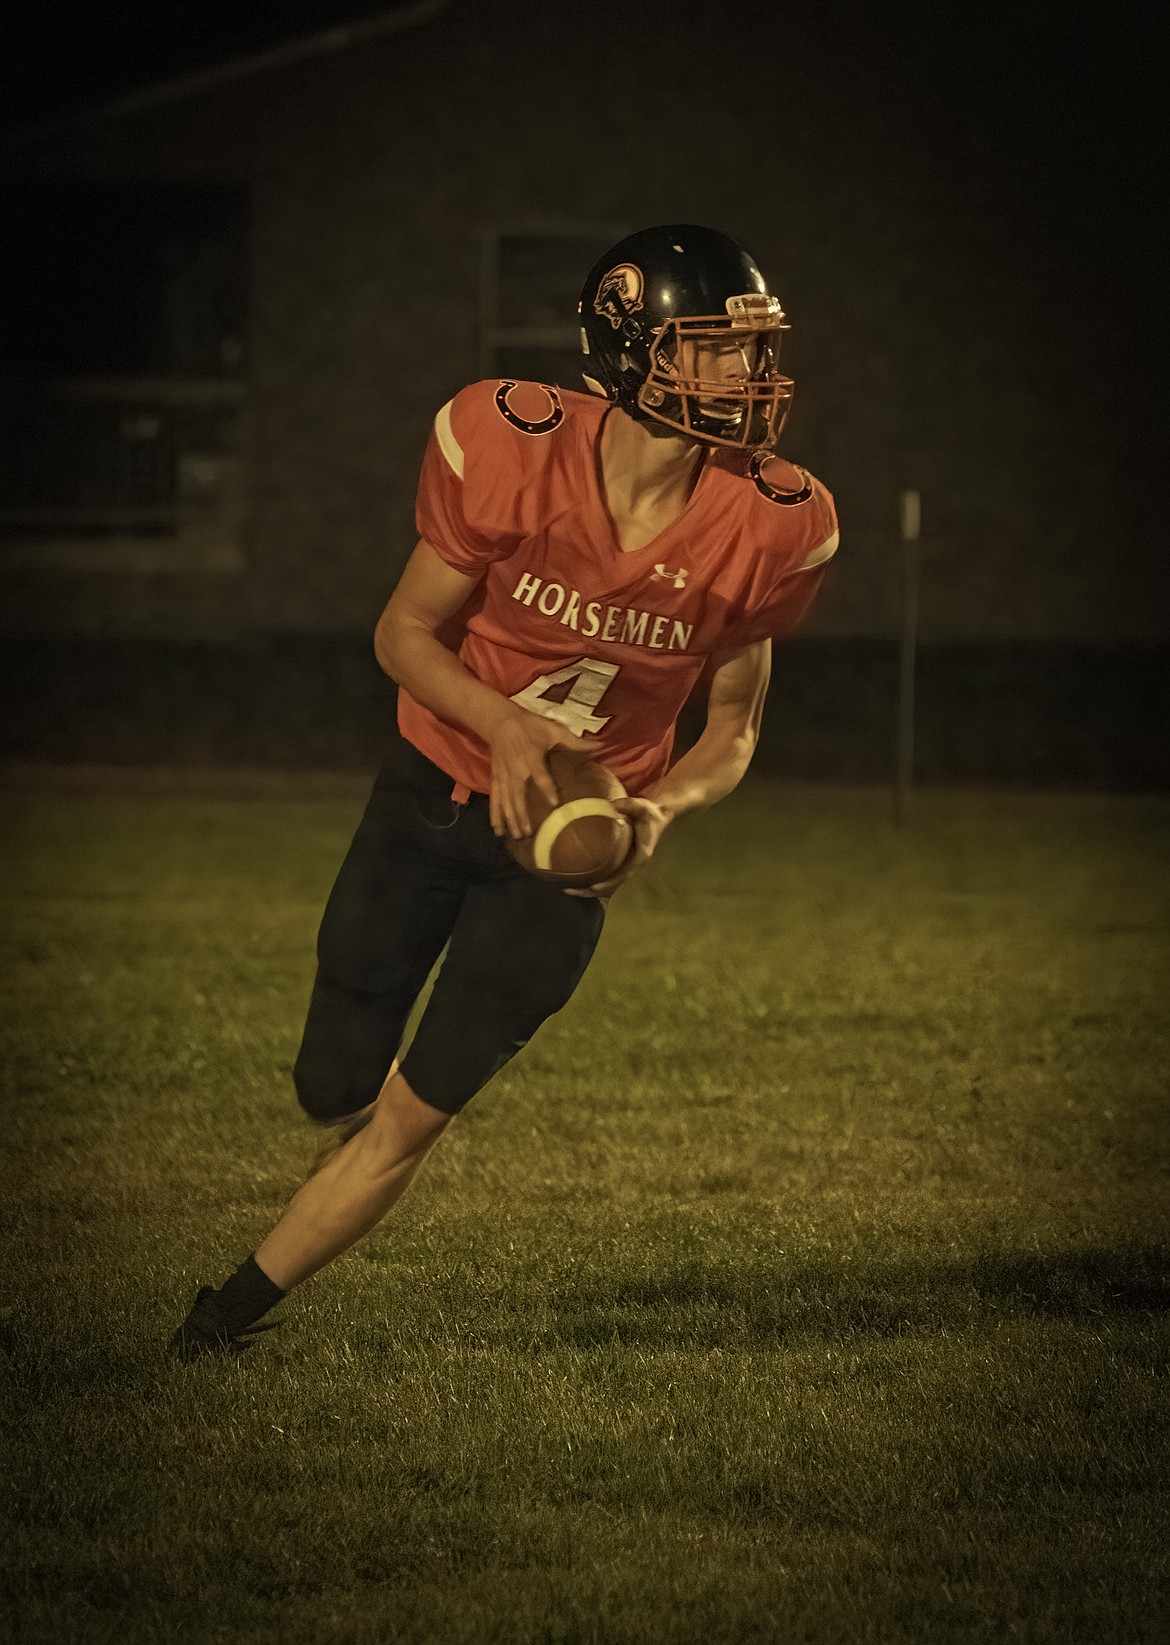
[507,748,635,888]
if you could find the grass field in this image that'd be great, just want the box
[1,771,1168,1644]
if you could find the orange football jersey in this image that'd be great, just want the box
[397,379,838,798]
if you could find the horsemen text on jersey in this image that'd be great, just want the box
[511,572,696,653]
[398,379,839,800]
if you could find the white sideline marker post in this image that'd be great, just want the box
[895,488,921,824]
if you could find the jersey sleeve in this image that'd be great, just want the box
[414,381,525,575]
[729,468,839,647]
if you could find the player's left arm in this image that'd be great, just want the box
[566,639,772,898]
[647,637,772,821]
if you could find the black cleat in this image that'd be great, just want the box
[170,1286,280,1362]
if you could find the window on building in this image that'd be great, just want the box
[0,182,248,573]
[479,221,627,390]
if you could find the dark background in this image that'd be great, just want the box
[1,0,1163,785]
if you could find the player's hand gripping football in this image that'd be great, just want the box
[564,795,671,901]
[487,708,602,840]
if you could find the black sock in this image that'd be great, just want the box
[215,1254,287,1334]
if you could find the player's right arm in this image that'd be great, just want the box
[375,539,599,839]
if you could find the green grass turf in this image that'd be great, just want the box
[1,772,1168,1643]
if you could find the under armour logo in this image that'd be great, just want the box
[652,563,689,589]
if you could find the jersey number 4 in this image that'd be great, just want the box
[510,658,619,735]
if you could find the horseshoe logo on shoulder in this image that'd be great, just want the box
[494,381,565,436]
[750,452,814,506]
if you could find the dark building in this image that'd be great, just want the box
[1,1,1161,782]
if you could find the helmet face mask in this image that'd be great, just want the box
[579,226,795,452]
[642,305,792,450]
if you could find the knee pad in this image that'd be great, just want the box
[294,977,412,1124]
[399,967,580,1118]
[293,1044,373,1125]
[399,873,605,1116]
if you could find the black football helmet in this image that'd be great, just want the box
[578,224,793,451]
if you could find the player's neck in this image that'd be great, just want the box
[598,408,706,523]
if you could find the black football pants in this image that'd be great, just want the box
[293,735,606,1118]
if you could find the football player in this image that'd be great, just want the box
[172,224,839,1359]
